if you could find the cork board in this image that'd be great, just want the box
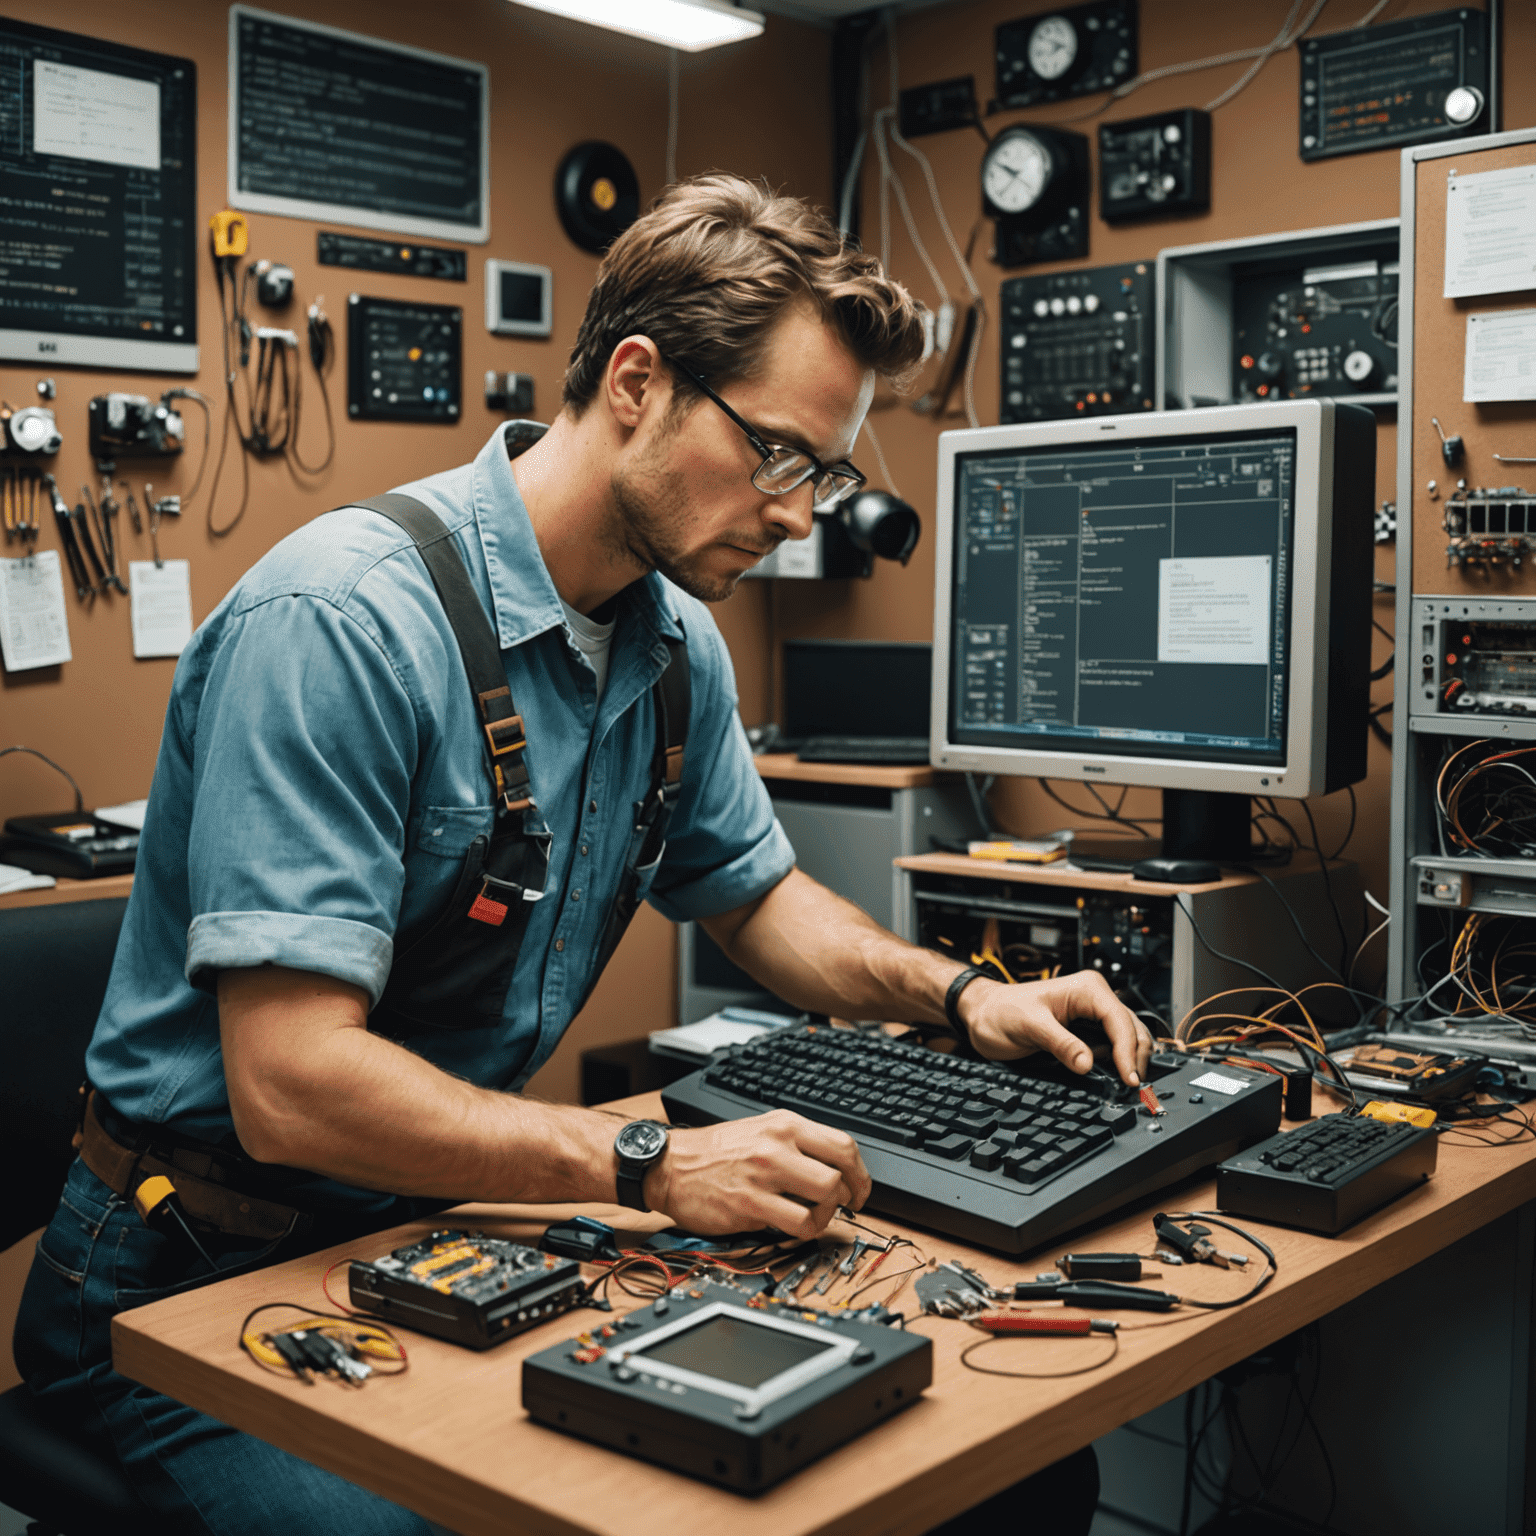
[1411,140,1536,596]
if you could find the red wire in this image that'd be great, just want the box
[321,1258,356,1313]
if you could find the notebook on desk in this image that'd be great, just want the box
[781,639,933,766]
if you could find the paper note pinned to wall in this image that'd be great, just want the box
[130,559,193,658]
[1463,309,1536,403]
[1445,164,1536,299]
[0,551,72,672]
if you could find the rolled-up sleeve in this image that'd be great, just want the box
[647,618,795,923]
[182,593,419,1005]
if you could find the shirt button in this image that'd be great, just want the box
[554,938,565,952]
[580,845,589,857]
[571,890,581,901]
[589,800,598,814]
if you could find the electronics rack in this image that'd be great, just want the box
[1389,126,1536,1037]
[1156,219,1400,412]
[894,854,1363,1032]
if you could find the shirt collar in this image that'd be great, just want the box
[469,423,684,650]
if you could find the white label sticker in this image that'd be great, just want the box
[1190,1070,1249,1097]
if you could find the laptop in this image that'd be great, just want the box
[781,639,933,765]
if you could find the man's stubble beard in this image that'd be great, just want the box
[609,460,777,605]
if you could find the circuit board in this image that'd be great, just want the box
[349,1229,585,1349]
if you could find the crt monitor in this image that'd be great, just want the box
[930,400,1375,862]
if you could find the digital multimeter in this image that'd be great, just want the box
[522,1280,931,1491]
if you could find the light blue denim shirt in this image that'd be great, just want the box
[85,424,795,1200]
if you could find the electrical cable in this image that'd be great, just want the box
[860,417,899,497]
[0,745,83,811]
[290,300,336,476]
[1203,0,1328,113]
[665,48,679,187]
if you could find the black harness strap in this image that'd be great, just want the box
[356,493,532,815]
[334,485,690,1034]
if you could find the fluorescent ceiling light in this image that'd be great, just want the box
[508,0,764,51]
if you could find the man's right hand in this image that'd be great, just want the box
[643,1111,872,1240]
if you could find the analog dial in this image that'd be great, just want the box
[984,130,1054,216]
[1027,15,1079,80]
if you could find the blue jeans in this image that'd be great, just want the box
[15,1158,440,1535]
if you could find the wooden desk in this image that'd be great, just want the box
[753,751,940,791]
[0,872,133,911]
[111,1094,1536,1536]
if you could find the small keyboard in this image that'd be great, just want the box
[663,1026,1283,1255]
[796,737,931,765]
[1216,1113,1438,1234]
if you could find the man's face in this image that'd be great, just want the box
[610,304,875,602]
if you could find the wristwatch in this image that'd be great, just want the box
[613,1119,669,1212]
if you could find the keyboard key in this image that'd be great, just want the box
[928,1134,973,1160]
[956,1113,998,1137]
[970,1141,1002,1171]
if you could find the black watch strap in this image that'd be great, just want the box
[945,966,988,1045]
[615,1163,650,1213]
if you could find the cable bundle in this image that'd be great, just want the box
[1435,740,1536,858]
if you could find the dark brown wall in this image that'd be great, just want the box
[770,0,1536,982]
[0,0,824,1104]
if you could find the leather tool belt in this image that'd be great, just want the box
[77,1091,305,1243]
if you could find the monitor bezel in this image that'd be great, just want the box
[931,400,1338,800]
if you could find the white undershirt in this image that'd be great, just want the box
[560,597,616,700]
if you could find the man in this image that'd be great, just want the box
[18,175,1150,1532]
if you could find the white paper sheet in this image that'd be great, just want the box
[1444,164,1536,299]
[1156,555,1272,666]
[95,798,149,831]
[0,551,72,672]
[130,559,192,659]
[32,59,160,171]
[1463,309,1536,403]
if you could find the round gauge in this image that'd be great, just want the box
[983,129,1055,217]
[1028,15,1080,81]
[555,141,640,254]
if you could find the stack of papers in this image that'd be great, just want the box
[0,862,56,895]
[649,1007,801,1062]
[94,799,148,831]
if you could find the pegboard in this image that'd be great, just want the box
[1408,138,1536,596]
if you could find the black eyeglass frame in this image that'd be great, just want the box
[662,354,866,510]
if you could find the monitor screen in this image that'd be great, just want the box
[636,1314,833,1389]
[948,430,1297,769]
[500,270,544,324]
[0,18,198,372]
[783,640,932,740]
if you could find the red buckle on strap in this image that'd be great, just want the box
[468,893,508,926]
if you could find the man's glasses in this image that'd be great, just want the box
[664,355,866,511]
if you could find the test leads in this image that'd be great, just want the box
[486,260,553,338]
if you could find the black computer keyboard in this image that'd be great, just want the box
[1216,1113,1438,1235]
[662,1026,1283,1255]
[796,737,931,765]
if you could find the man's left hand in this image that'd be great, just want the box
[959,969,1154,1087]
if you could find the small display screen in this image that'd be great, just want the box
[500,270,544,323]
[636,1314,834,1389]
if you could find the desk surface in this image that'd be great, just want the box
[753,753,940,790]
[112,1093,1536,1536]
[0,871,133,911]
[898,850,1254,895]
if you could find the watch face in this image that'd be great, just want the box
[984,131,1053,215]
[616,1120,667,1160]
[1028,16,1079,80]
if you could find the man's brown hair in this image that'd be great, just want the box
[562,173,925,413]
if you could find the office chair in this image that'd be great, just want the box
[0,895,157,1534]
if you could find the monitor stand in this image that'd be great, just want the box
[1067,789,1254,871]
